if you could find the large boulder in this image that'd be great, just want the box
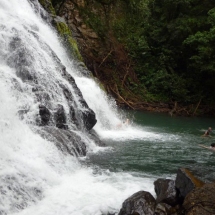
[183,183,215,215]
[118,191,156,215]
[154,178,178,206]
[175,168,204,202]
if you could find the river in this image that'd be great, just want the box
[86,111,215,182]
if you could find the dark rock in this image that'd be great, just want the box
[56,124,69,130]
[183,183,215,215]
[155,203,172,215]
[82,108,97,130]
[154,178,178,206]
[39,105,51,125]
[60,68,97,130]
[37,126,86,156]
[118,191,156,215]
[154,203,183,215]
[175,168,204,202]
[54,104,68,129]
[69,105,79,128]
[88,129,105,147]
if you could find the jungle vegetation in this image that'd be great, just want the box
[112,0,215,106]
[50,0,215,114]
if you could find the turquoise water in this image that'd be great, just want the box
[85,111,215,182]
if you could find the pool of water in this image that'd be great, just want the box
[85,111,215,182]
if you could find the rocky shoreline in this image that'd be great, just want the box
[117,168,215,215]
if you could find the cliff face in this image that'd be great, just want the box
[51,0,139,108]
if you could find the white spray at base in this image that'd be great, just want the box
[0,0,158,214]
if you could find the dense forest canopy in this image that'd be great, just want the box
[113,0,215,105]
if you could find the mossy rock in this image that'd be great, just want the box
[38,0,56,16]
[53,18,83,61]
[38,0,83,61]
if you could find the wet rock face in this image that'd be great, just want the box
[60,67,97,131]
[88,129,105,147]
[8,37,38,84]
[154,178,178,206]
[54,104,68,129]
[183,183,215,215]
[6,0,102,159]
[175,168,204,202]
[39,105,51,126]
[38,127,87,156]
[154,203,179,215]
[118,191,156,215]
[82,108,97,130]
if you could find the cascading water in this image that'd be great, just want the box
[0,0,158,214]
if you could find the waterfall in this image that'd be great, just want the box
[0,0,156,214]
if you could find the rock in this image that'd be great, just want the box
[38,126,87,156]
[35,91,51,103]
[154,203,184,215]
[88,129,105,147]
[183,183,215,215]
[61,67,97,130]
[54,104,68,129]
[175,168,204,202]
[82,108,97,130]
[118,191,156,215]
[39,105,51,126]
[154,178,178,206]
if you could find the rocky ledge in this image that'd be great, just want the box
[118,168,215,215]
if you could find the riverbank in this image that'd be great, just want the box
[117,100,215,117]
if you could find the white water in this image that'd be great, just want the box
[0,1,159,214]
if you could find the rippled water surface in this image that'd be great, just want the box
[86,111,215,182]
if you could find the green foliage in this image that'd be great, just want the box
[112,0,215,104]
[51,0,215,106]
[78,2,108,38]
